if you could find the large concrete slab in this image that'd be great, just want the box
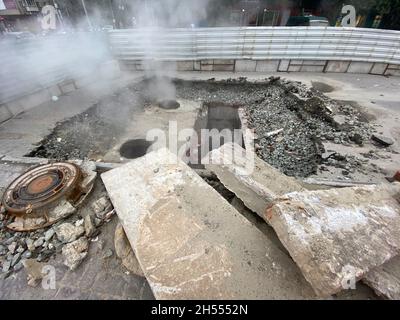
[265,183,400,297]
[204,143,305,218]
[101,148,315,299]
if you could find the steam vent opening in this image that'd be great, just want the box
[119,139,153,159]
[158,99,180,110]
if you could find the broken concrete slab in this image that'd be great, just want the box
[363,256,400,300]
[204,143,305,218]
[265,183,400,297]
[102,148,315,299]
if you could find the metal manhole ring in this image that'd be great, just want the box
[1,162,82,215]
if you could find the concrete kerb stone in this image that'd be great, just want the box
[204,142,305,218]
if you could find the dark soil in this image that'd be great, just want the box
[27,85,144,160]
[26,104,121,160]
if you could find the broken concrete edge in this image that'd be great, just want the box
[264,182,400,297]
[203,142,304,218]
[238,108,255,154]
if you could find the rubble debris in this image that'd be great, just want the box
[114,223,144,277]
[265,183,400,297]
[363,256,400,300]
[103,249,113,259]
[91,196,113,220]
[75,161,97,195]
[84,214,96,237]
[204,143,304,218]
[22,259,46,287]
[102,148,315,299]
[44,229,55,242]
[371,134,395,147]
[55,222,85,243]
[61,236,89,270]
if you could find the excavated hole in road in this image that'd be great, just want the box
[26,77,374,179]
[189,101,244,167]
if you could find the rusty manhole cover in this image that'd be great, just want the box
[2,162,82,216]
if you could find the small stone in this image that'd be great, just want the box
[11,253,21,267]
[75,219,84,227]
[26,239,35,252]
[84,215,96,237]
[13,261,23,272]
[94,217,102,227]
[153,168,159,173]
[321,151,336,161]
[33,238,44,248]
[7,242,17,254]
[371,134,394,146]
[91,196,112,219]
[350,133,363,145]
[103,249,113,259]
[2,260,11,273]
[44,229,55,242]
[0,244,6,255]
[62,237,89,270]
[55,223,85,243]
[16,246,25,253]
[22,251,32,259]
[23,259,45,280]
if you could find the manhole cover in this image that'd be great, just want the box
[158,99,180,110]
[120,139,153,159]
[2,162,82,215]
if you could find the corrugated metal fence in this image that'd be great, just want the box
[1,27,400,106]
[0,32,110,105]
[109,26,400,64]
